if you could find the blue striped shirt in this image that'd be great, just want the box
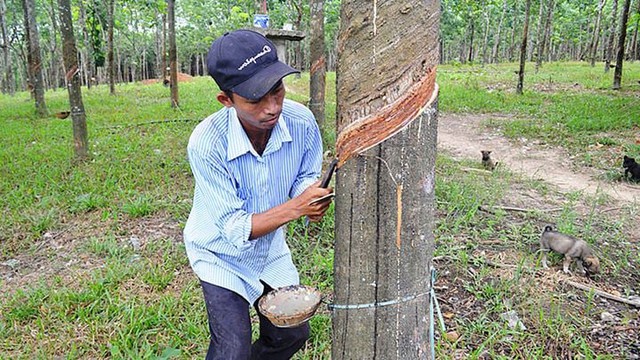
[184,99,323,304]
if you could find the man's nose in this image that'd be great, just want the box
[263,93,280,114]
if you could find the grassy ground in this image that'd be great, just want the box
[1,62,639,359]
[439,61,640,176]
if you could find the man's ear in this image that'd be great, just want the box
[217,91,233,107]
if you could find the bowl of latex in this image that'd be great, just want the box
[258,284,323,328]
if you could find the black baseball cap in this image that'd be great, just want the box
[206,29,299,101]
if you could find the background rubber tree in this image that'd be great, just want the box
[21,0,47,116]
[309,0,325,126]
[57,0,88,159]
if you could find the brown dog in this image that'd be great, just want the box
[481,150,497,171]
[540,225,600,276]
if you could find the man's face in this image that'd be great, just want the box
[218,82,286,132]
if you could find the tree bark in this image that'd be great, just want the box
[517,0,532,95]
[467,20,475,63]
[0,0,14,95]
[613,0,632,89]
[167,0,178,107]
[481,1,490,65]
[57,0,88,159]
[47,0,61,90]
[533,0,545,63]
[107,0,115,94]
[605,0,619,72]
[162,13,167,80]
[22,0,48,116]
[309,0,325,126]
[332,1,439,358]
[155,10,163,79]
[508,3,520,61]
[543,0,555,62]
[630,0,640,60]
[491,0,508,63]
[79,0,93,89]
[589,0,607,66]
[291,0,304,71]
[535,0,554,72]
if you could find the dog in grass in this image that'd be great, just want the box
[539,225,600,277]
[481,150,497,171]
[623,155,640,182]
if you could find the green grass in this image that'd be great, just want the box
[1,62,639,358]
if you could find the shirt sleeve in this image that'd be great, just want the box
[290,119,324,198]
[188,147,254,251]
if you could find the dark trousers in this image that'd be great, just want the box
[200,280,310,360]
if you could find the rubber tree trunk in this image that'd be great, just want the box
[79,0,93,89]
[517,0,532,95]
[508,3,520,62]
[309,0,325,126]
[605,0,619,72]
[589,0,607,67]
[57,0,88,159]
[0,0,14,95]
[107,0,115,94]
[168,0,179,108]
[535,0,554,73]
[491,0,508,63]
[332,1,440,358]
[22,0,47,116]
[631,0,640,60]
[613,0,631,89]
[481,2,490,65]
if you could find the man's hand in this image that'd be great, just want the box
[294,181,333,222]
[249,181,334,238]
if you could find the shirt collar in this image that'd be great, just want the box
[226,107,292,161]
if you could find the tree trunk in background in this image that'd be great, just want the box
[517,0,532,95]
[291,0,303,71]
[481,2,490,65]
[155,10,163,79]
[533,0,545,64]
[589,0,606,66]
[47,0,62,90]
[309,0,325,126]
[536,0,554,72]
[57,0,88,159]
[459,26,468,63]
[605,0,619,72]
[543,0,555,62]
[0,0,14,95]
[332,0,439,358]
[492,0,508,63]
[168,0,178,108]
[107,0,115,94]
[508,3,520,61]
[162,14,167,80]
[613,0,631,89]
[22,0,47,116]
[467,20,475,63]
[630,0,640,60]
[79,0,93,89]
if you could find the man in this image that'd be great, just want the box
[184,29,333,360]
